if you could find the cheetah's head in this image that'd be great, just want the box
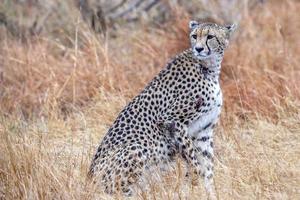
[189,21,236,60]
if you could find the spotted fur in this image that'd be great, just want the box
[89,21,236,198]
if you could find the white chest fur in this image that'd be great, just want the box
[188,85,223,137]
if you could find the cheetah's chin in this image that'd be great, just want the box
[194,53,211,60]
[193,51,211,60]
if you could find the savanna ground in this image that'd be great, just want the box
[0,0,299,199]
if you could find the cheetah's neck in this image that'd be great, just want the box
[184,49,223,80]
[198,55,223,81]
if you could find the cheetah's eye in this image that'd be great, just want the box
[207,35,214,39]
[192,34,197,39]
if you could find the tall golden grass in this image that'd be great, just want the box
[0,0,299,199]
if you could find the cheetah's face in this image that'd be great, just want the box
[189,21,236,60]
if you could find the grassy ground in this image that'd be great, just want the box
[0,0,299,199]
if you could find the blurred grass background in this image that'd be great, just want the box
[0,0,299,199]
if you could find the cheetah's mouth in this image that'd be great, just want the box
[193,51,211,59]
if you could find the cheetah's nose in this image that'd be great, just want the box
[195,47,204,53]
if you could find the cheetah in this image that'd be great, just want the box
[89,21,236,198]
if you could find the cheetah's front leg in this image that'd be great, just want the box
[192,128,216,200]
[173,125,216,200]
[159,99,217,199]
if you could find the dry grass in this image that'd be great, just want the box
[0,0,300,199]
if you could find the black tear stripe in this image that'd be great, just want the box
[205,29,211,54]
[215,37,221,46]
[206,38,211,54]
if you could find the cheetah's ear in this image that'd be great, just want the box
[189,20,199,30]
[225,23,237,38]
